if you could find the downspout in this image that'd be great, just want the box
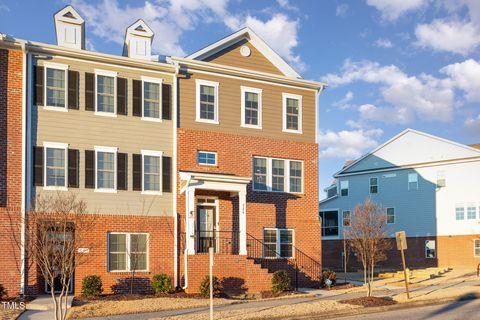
[172,61,180,289]
[19,41,28,295]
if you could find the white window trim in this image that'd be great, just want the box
[425,240,436,259]
[319,209,340,238]
[263,228,295,259]
[408,173,418,191]
[43,142,69,191]
[386,207,395,224]
[43,62,69,112]
[369,176,379,194]
[342,210,351,227]
[196,79,219,124]
[252,157,303,194]
[474,239,480,258]
[107,232,149,272]
[141,76,163,123]
[94,146,118,193]
[455,204,465,221]
[282,93,303,134]
[94,69,118,118]
[466,204,477,220]
[197,151,217,166]
[141,150,163,195]
[240,86,262,129]
[340,180,349,197]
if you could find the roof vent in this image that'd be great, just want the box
[123,19,154,60]
[54,5,85,50]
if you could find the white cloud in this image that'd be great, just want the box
[465,114,480,137]
[0,3,9,12]
[374,38,393,48]
[366,0,428,21]
[332,91,354,110]
[336,3,349,17]
[415,19,480,55]
[276,0,299,12]
[226,13,305,71]
[440,59,480,102]
[321,59,455,123]
[317,129,383,159]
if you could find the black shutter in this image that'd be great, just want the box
[132,80,142,117]
[34,66,44,106]
[117,77,127,115]
[68,70,79,110]
[162,156,172,193]
[117,153,128,190]
[132,154,142,191]
[33,146,43,186]
[85,150,95,188]
[85,73,95,111]
[162,83,172,120]
[68,149,79,188]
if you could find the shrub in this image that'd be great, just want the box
[152,274,172,294]
[322,270,337,287]
[81,275,103,297]
[272,270,290,293]
[199,275,221,298]
[0,284,5,299]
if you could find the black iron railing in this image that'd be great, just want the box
[180,231,239,255]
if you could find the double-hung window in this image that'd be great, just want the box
[408,173,418,190]
[467,205,477,220]
[475,239,480,257]
[369,177,378,194]
[44,63,68,110]
[43,142,68,190]
[241,86,262,129]
[108,233,148,272]
[455,206,465,220]
[263,228,294,258]
[197,151,217,166]
[252,157,303,193]
[142,150,162,194]
[425,240,436,258]
[282,93,302,133]
[386,208,395,224]
[319,211,339,236]
[343,210,351,227]
[196,79,219,124]
[95,146,117,192]
[142,77,162,121]
[95,69,117,116]
[340,180,349,196]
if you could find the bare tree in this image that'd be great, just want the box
[345,198,391,297]
[9,193,97,320]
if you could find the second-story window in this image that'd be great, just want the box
[340,180,349,196]
[44,142,68,189]
[271,159,285,192]
[253,157,268,191]
[289,161,303,193]
[95,146,117,192]
[95,70,117,116]
[386,207,395,224]
[142,150,162,194]
[142,77,162,121]
[196,79,219,124]
[282,93,302,134]
[370,177,378,194]
[408,173,418,190]
[45,67,67,109]
[241,86,262,129]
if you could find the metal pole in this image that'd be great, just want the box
[343,228,347,284]
[295,260,298,291]
[209,247,214,320]
[400,242,410,299]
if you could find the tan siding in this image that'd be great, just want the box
[33,55,174,216]
[178,71,316,143]
[204,39,285,76]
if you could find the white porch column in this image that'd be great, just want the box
[238,190,247,255]
[186,188,196,255]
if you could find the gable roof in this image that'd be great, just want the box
[54,5,84,24]
[186,27,302,79]
[335,128,480,177]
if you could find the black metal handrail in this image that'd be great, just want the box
[180,231,239,255]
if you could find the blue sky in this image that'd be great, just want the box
[1,0,479,197]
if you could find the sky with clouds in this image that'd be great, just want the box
[1,0,479,197]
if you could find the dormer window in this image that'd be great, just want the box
[54,5,85,50]
[123,20,154,60]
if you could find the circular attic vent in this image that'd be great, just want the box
[240,45,251,57]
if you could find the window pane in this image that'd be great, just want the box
[97,151,115,189]
[370,177,378,194]
[144,155,160,191]
[286,98,299,130]
[245,92,259,126]
[200,85,215,120]
[97,75,115,113]
[197,152,216,165]
[263,229,277,258]
[467,206,476,220]
[253,157,267,190]
[425,240,436,258]
[456,207,465,220]
[144,82,160,118]
[387,208,395,224]
[289,161,302,193]
[46,147,65,187]
[272,159,284,192]
[46,68,65,107]
[343,211,351,227]
[321,211,339,236]
[475,240,480,257]
[109,234,126,271]
[340,180,349,196]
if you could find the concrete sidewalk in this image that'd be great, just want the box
[19,295,73,320]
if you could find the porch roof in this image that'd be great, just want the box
[179,170,251,194]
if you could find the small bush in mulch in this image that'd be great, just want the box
[152,274,172,294]
[339,296,397,308]
[272,270,291,293]
[199,275,221,298]
[81,275,103,297]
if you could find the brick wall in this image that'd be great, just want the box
[0,48,23,297]
[437,235,480,269]
[177,128,321,292]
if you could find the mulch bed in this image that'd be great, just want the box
[321,283,356,290]
[339,296,397,308]
[73,291,205,306]
[260,290,301,299]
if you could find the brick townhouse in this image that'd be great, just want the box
[0,5,325,296]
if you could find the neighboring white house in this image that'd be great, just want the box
[319,129,480,270]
